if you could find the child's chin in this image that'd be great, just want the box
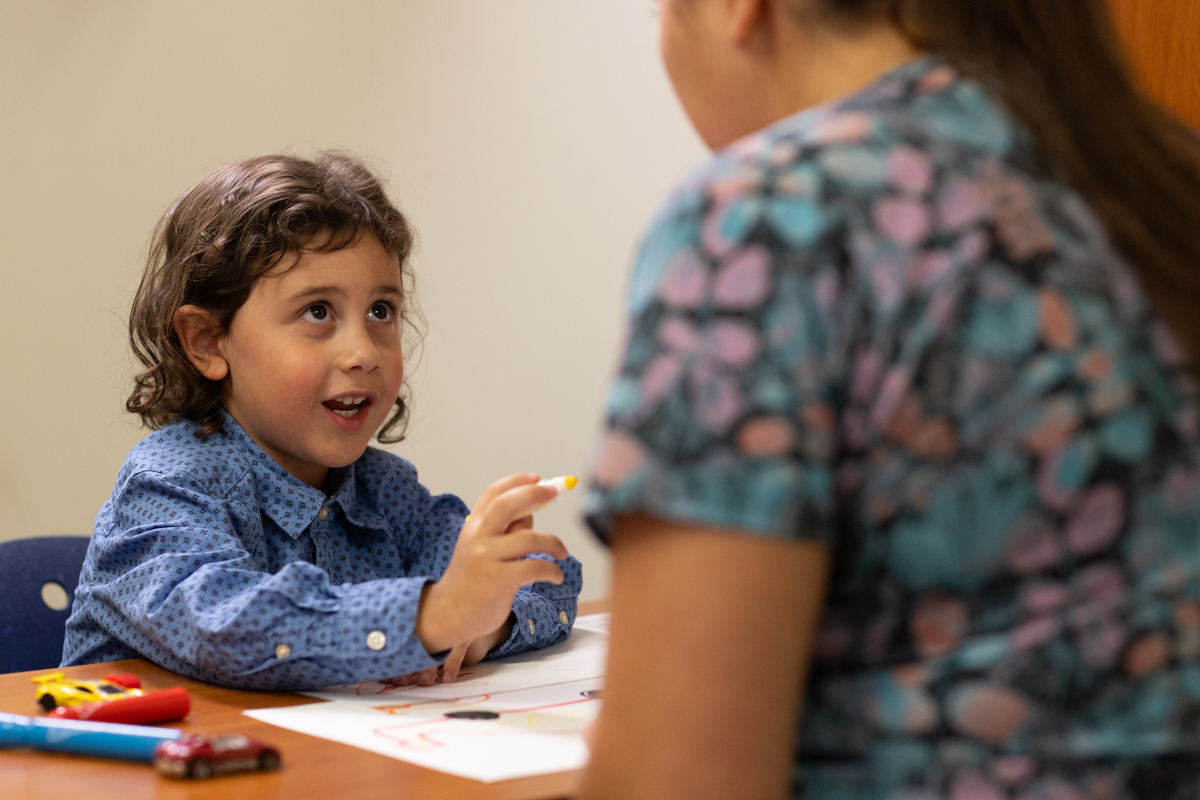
[322,442,372,469]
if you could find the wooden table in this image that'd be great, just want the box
[0,599,609,800]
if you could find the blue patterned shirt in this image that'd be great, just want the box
[64,414,582,690]
[588,57,1200,797]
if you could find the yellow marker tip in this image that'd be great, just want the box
[564,476,578,490]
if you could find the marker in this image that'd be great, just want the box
[534,475,577,510]
[0,711,182,762]
[464,476,579,524]
[48,687,191,726]
[539,475,578,494]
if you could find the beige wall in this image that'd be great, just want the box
[0,1,706,600]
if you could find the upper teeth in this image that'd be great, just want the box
[338,397,366,405]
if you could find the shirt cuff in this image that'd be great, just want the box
[266,576,442,676]
[487,589,575,659]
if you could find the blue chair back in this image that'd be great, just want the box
[0,536,92,674]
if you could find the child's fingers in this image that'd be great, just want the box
[415,664,440,686]
[476,483,556,535]
[511,558,566,587]
[471,473,539,517]
[504,514,534,533]
[494,531,570,562]
[441,643,469,683]
[462,635,494,667]
[389,666,433,687]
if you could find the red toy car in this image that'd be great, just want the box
[152,732,280,779]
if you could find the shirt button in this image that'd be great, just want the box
[558,611,569,625]
[275,643,291,659]
[527,619,536,636]
[318,507,329,520]
[366,630,387,651]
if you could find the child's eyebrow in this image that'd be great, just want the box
[289,284,402,302]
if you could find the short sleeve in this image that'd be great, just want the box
[585,150,854,544]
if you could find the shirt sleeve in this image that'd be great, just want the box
[389,462,583,658]
[584,157,851,545]
[487,553,583,659]
[82,469,443,691]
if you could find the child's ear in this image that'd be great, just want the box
[174,305,230,381]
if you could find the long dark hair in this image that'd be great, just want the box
[127,152,418,442]
[815,0,1200,366]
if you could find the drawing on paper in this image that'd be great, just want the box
[242,613,610,783]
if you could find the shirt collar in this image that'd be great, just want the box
[220,413,391,537]
[221,413,326,538]
[326,461,392,533]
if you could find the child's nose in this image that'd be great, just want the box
[338,322,381,371]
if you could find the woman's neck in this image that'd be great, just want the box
[766,17,923,119]
[686,5,923,150]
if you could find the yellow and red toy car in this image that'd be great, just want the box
[30,671,143,711]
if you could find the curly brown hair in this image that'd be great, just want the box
[127,151,418,442]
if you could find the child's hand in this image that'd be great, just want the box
[386,615,514,686]
[414,474,568,655]
[440,614,516,682]
[387,664,441,687]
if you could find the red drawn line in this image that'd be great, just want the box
[495,697,594,716]
[374,729,447,749]
[373,695,597,732]
[373,694,492,714]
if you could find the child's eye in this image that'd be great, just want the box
[301,303,331,323]
[368,301,396,323]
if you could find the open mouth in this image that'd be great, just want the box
[322,396,372,419]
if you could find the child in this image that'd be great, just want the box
[63,152,582,691]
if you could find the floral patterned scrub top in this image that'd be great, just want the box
[585,57,1200,799]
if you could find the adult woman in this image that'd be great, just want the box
[582,1,1200,798]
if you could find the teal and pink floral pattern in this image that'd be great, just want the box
[586,57,1200,798]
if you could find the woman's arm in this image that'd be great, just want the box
[581,512,831,800]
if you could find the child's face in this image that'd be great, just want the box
[216,234,405,489]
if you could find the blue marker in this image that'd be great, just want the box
[0,711,182,762]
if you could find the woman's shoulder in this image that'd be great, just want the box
[650,57,1025,240]
[629,55,1087,317]
[831,57,1017,156]
[687,57,1019,199]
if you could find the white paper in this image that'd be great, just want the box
[300,623,608,705]
[571,612,610,634]
[243,613,609,782]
